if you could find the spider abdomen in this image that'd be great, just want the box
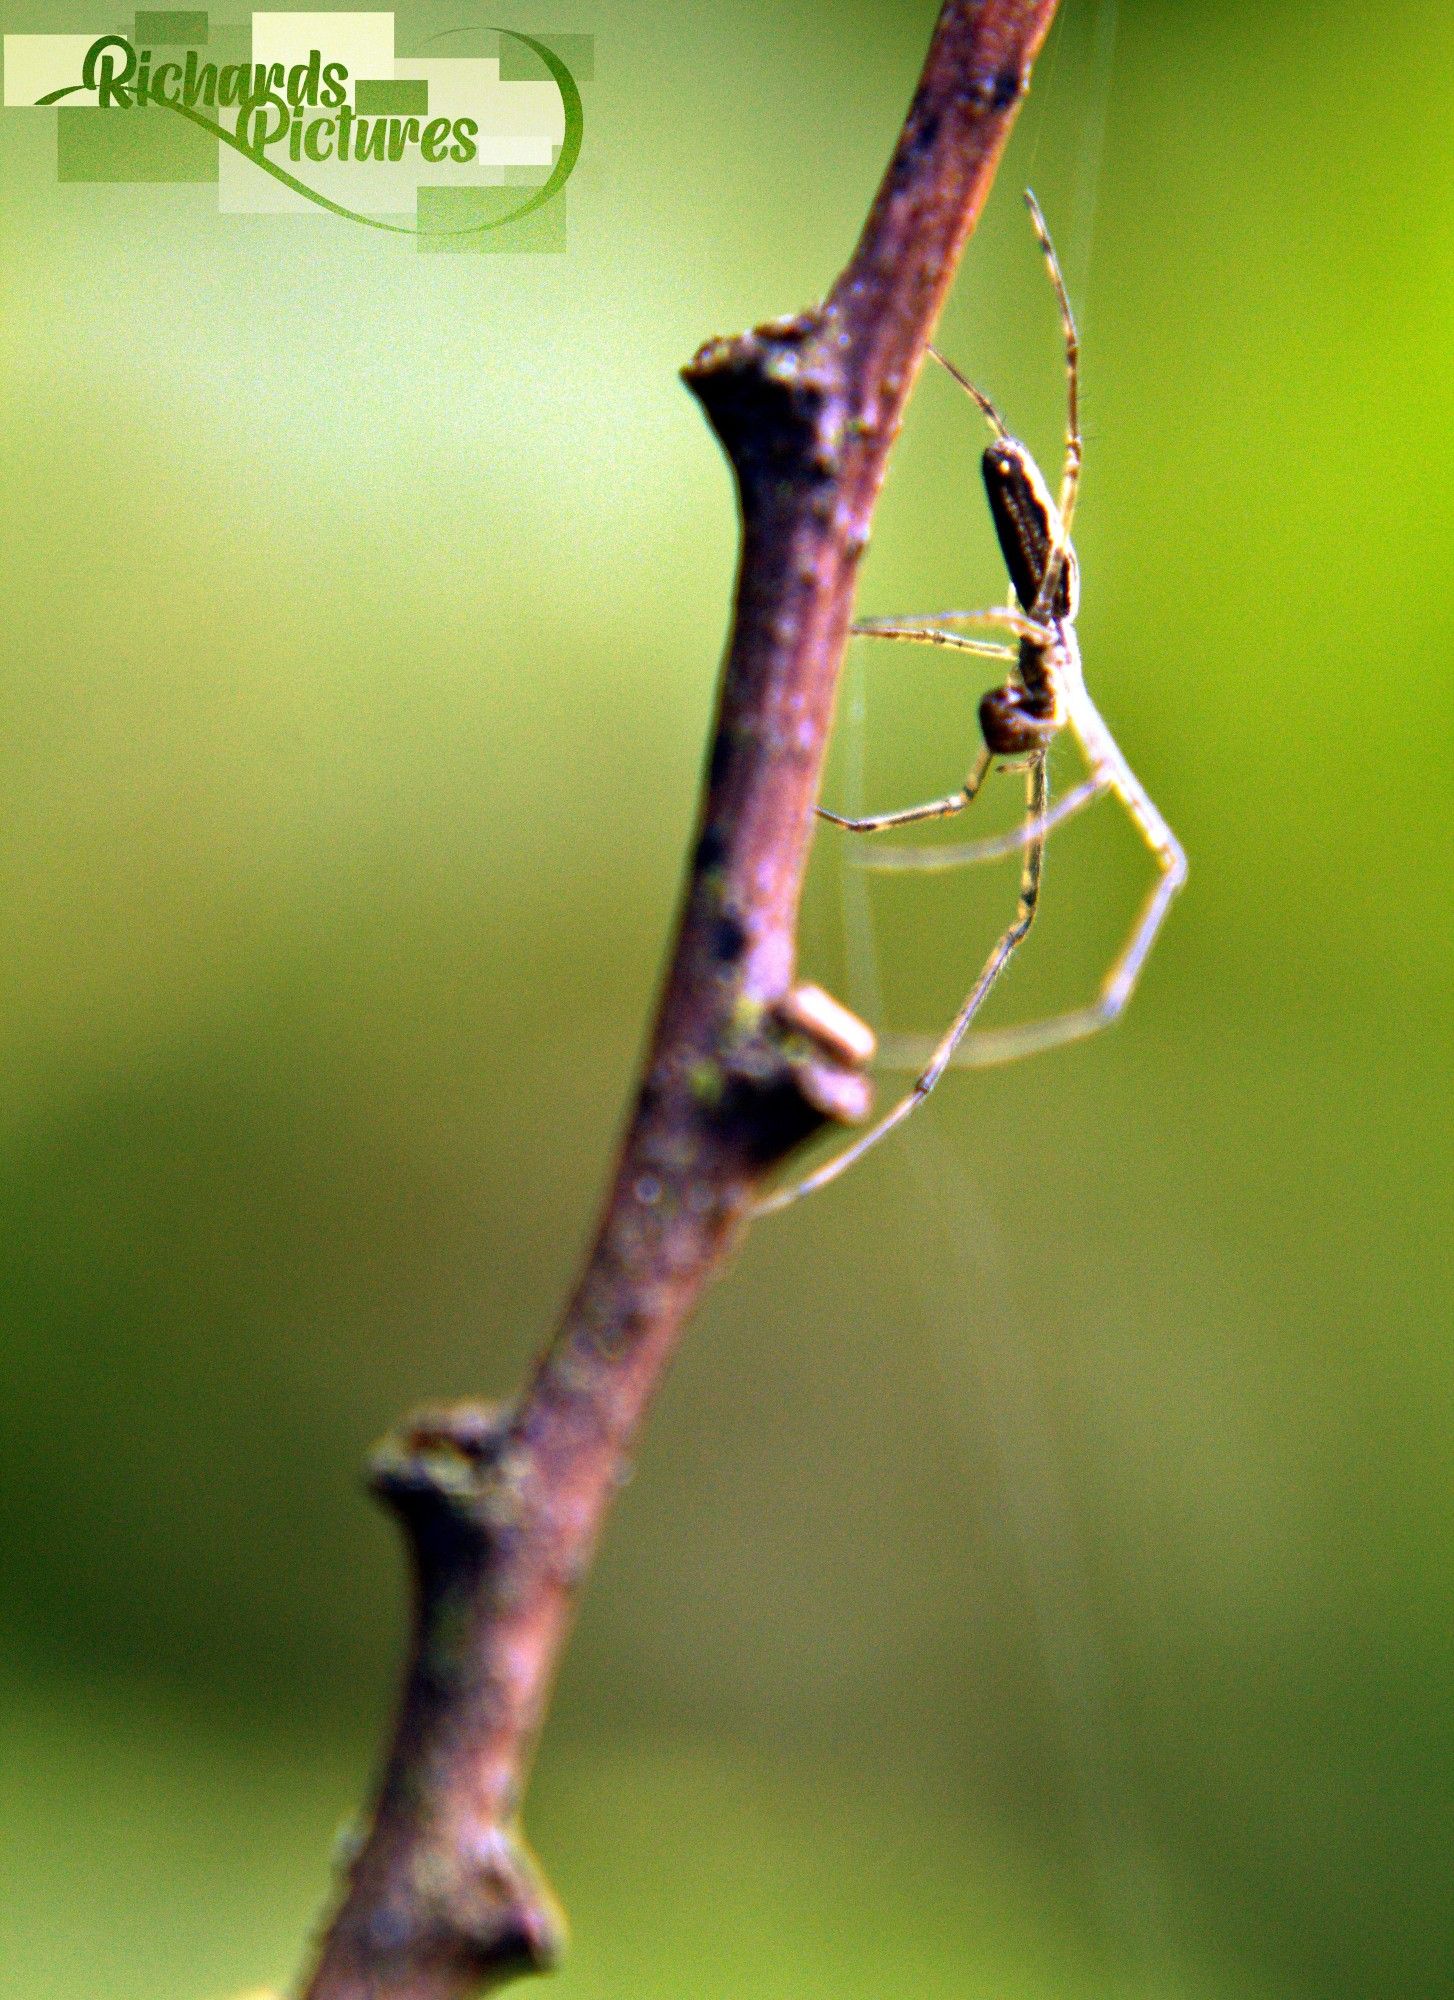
[982,438,1078,621]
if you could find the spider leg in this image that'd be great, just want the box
[926,344,1008,437]
[850,771,1106,871]
[817,747,992,834]
[755,756,1049,1215]
[1024,190,1083,540]
[854,607,1045,648]
[874,752,1184,1074]
[1020,191,1082,624]
[850,625,1016,663]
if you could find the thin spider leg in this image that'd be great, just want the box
[883,847,1182,1071]
[818,747,992,835]
[1020,192,1082,626]
[855,606,1048,645]
[1024,190,1082,537]
[874,710,1184,1073]
[850,623,1016,664]
[756,757,1048,1216]
[927,344,1007,436]
[850,770,1106,871]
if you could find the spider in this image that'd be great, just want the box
[758,191,1186,1216]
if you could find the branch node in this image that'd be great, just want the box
[682,308,849,490]
[328,1823,565,1993]
[768,981,877,1127]
[708,981,875,1163]
[310,1403,569,1991]
[370,1401,517,1550]
[415,1824,566,1986]
[365,1402,539,1657]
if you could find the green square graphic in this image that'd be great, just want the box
[354,78,429,116]
[499,32,593,82]
[57,104,218,183]
[133,11,209,44]
[416,184,566,254]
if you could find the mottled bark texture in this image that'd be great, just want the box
[299,6,1062,1995]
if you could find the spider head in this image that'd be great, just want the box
[982,438,1079,625]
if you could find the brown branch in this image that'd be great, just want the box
[298,6,1062,1996]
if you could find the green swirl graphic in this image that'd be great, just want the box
[37,27,583,238]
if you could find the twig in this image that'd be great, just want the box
[298,6,1062,1995]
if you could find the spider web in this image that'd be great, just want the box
[836,5,1187,1991]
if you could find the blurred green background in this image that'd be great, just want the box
[2,1,1451,1995]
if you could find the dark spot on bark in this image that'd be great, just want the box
[993,65,1022,108]
[975,64,1022,112]
[914,111,939,153]
[694,824,726,871]
[712,912,748,964]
